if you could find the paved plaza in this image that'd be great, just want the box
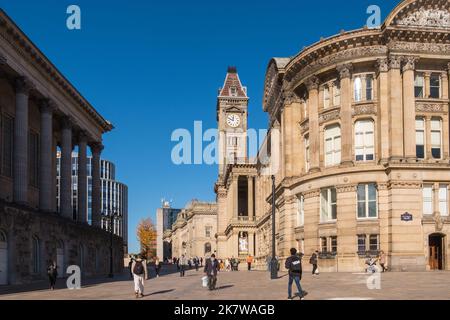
[0,266,449,300]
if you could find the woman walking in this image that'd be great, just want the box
[47,260,58,290]
[379,251,387,272]
[131,255,148,298]
[155,256,162,278]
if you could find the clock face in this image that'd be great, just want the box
[226,114,241,128]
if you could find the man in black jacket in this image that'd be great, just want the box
[285,248,308,300]
[204,254,220,290]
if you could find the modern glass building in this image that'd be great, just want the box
[56,152,128,252]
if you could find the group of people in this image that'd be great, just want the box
[365,251,388,273]
[173,255,203,276]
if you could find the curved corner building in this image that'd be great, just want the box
[216,0,450,272]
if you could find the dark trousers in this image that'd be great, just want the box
[180,265,185,277]
[247,263,251,271]
[380,263,386,272]
[312,264,318,275]
[155,266,161,276]
[195,264,199,271]
[48,275,57,288]
[207,275,217,290]
[288,275,303,298]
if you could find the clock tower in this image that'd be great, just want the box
[216,66,249,177]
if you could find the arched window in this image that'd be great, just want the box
[32,236,40,274]
[204,243,212,254]
[324,125,341,166]
[355,120,375,161]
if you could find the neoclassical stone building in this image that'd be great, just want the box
[163,201,217,259]
[0,10,123,284]
[216,0,450,272]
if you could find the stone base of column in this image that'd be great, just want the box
[309,167,321,174]
[339,160,354,168]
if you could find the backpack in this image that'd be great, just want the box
[290,256,302,273]
[133,261,144,275]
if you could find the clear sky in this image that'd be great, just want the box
[1,0,398,253]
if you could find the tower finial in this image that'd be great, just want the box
[227,66,237,73]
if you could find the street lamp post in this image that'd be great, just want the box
[270,175,278,280]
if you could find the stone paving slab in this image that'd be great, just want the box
[1,268,449,300]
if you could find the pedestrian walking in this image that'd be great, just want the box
[155,256,161,278]
[194,257,199,271]
[47,260,58,290]
[131,255,148,298]
[128,255,134,279]
[246,255,253,271]
[200,257,203,267]
[285,248,308,300]
[204,254,220,290]
[379,251,387,272]
[225,258,231,272]
[179,254,187,277]
[310,251,319,276]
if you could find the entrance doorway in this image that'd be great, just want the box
[429,233,445,270]
[0,230,8,285]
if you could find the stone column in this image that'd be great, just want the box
[389,55,404,159]
[376,59,390,162]
[425,116,432,159]
[233,176,239,217]
[77,132,88,223]
[13,77,33,205]
[306,76,320,172]
[60,116,73,219]
[337,64,353,166]
[91,143,103,228]
[247,176,254,218]
[38,99,54,212]
[402,56,419,161]
[424,73,431,98]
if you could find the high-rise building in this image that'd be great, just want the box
[156,201,181,260]
[56,153,129,253]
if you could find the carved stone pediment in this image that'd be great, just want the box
[396,8,450,29]
[352,104,377,116]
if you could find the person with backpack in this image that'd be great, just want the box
[285,248,308,300]
[131,255,148,298]
[204,254,220,290]
[47,260,58,290]
[310,250,319,276]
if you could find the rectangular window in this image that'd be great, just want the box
[330,236,337,254]
[415,118,425,159]
[414,74,424,98]
[430,73,441,99]
[323,85,330,109]
[439,185,448,216]
[355,120,375,161]
[321,187,337,222]
[423,184,433,215]
[357,184,377,218]
[366,75,373,101]
[304,135,310,172]
[297,195,305,227]
[28,132,39,187]
[431,118,441,159]
[357,235,366,254]
[325,125,341,166]
[333,81,341,106]
[205,226,212,238]
[354,76,362,102]
[1,114,13,178]
[321,237,327,253]
[369,235,379,252]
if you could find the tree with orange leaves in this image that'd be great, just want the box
[136,218,157,259]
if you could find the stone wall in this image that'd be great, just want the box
[0,200,124,285]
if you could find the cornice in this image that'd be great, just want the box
[0,10,113,133]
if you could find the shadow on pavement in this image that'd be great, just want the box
[216,285,234,290]
[148,289,175,296]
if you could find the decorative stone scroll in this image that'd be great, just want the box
[415,102,446,113]
[396,8,450,29]
[319,109,340,124]
[352,104,377,116]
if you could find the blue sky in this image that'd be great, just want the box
[1,0,398,253]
